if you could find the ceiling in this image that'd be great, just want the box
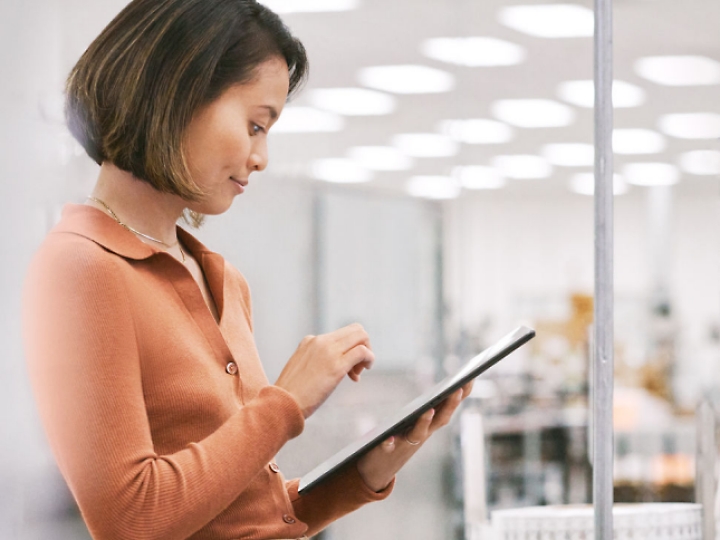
[259,0,720,201]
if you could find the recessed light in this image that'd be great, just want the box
[635,56,720,86]
[541,143,594,167]
[347,146,414,171]
[310,158,372,183]
[658,113,720,139]
[557,79,646,108]
[392,133,459,158]
[358,65,455,94]
[421,37,526,67]
[492,155,552,179]
[623,163,680,186]
[406,176,461,199]
[491,99,575,128]
[272,107,344,133]
[498,4,594,38]
[452,166,506,189]
[613,129,666,155]
[308,88,395,116]
[439,119,514,144]
[569,173,628,196]
[678,150,720,175]
[260,0,359,13]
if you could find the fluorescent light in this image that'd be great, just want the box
[613,129,666,155]
[392,133,459,158]
[569,173,628,196]
[541,143,594,167]
[358,65,454,94]
[308,87,395,116]
[272,107,344,133]
[260,0,359,13]
[635,56,720,86]
[658,113,720,139]
[310,158,372,183]
[678,150,720,175]
[491,99,575,128]
[623,163,680,186]
[347,146,414,171]
[421,37,525,67]
[452,166,506,189]
[557,79,646,108]
[498,4,594,38]
[406,176,461,199]
[492,154,552,179]
[439,119,513,144]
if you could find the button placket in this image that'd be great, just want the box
[225,361,238,375]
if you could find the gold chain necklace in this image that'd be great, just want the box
[87,196,186,263]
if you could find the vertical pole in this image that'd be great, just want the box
[696,399,716,540]
[594,0,614,538]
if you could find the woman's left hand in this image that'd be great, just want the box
[355,381,473,492]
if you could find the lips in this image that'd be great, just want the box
[230,176,248,187]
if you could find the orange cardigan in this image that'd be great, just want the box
[23,204,392,540]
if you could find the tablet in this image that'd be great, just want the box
[298,325,536,494]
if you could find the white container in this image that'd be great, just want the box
[492,503,702,540]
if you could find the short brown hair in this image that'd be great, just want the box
[66,0,308,201]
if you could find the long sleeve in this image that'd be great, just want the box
[23,236,305,540]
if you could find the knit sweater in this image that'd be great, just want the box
[23,204,392,540]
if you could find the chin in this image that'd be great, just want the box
[188,198,235,217]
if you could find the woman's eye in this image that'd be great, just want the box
[251,123,266,135]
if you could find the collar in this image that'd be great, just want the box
[53,204,215,262]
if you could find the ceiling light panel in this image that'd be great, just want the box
[421,37,526,67]
[612,129,666,155]
[406,176,461,200]
[557,79,646,108]
[635,55,720,86]
[308,88,395,116]
[260,0,359,13]
[541,143,594,167]
[310,158,372,183]
[623,163,680,186]
[347,146,414,171]
[678,150,720,175]
[358,65,454,94]
[392,133,459,158]
[439,119,514,144]
[492,154,553,179]
[491,99,575,128]
[452,166,506,189]
[498,4,594,38]
[272,107,345,133]
[658,113,720,139]
[569,173,628,196]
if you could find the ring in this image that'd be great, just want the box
[404,434,420,446]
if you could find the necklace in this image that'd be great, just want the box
[87,196,186,263]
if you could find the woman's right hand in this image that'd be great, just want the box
[275,323,375,418]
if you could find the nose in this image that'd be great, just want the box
[248,139,268,172]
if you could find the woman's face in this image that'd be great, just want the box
[183,56,290,215]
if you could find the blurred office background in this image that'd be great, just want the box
[1,0,719,538]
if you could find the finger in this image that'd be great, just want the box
[344,344,375,373]
[332,323,371,353]
[461,380,474,398]
[381,436,395,453]
[405,408,435,444]
[430,388,464,430]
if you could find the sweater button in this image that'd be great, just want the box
[225,362,238,375]
[282,514,296,524]
[269,462,280,473]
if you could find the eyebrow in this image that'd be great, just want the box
[259,105,279,121]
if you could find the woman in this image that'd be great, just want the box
[22,1,470,539]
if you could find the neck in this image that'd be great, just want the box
[89,163,186,245]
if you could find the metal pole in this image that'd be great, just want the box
[695,399,716,540]
[593,0,614,538]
